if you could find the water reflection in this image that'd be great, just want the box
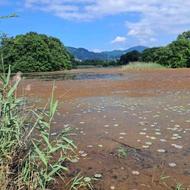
[23,72,124,81]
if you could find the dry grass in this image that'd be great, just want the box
[122,62,166,71]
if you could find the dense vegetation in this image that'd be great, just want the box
[141,31,190,68]
[141,47,160,63]
[0,68,93,190]
[119,31,190,68]
[119,50,141,65]
[1,29,190,72]
[0,32,73,72]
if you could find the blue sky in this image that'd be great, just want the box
[1,0,190,51]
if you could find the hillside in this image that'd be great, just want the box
[66,46,147,61]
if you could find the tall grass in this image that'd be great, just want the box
[122,62,166,71]
[0,67,93,190]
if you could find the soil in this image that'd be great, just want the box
[19,68,190,190]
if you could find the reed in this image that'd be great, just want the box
[0,66,93,189]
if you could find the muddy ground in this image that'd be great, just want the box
[21,68,190,190]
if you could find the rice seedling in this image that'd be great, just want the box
[0,66,93,189]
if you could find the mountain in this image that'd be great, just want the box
[66,47,106,60]
[66,46,148,61]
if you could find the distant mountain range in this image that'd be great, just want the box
[66,46,147,61]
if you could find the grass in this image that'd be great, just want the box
[0,66,93,190]
[69,173,95,190]
[175,183,185,190]
[159,172,187,190]
[122,62,166,71]
[117,146,129,159]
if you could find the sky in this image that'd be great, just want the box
[1,0,190,51]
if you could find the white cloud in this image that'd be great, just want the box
[23,0,190,45]
[111,36,126,44]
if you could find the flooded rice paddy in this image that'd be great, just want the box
[21,68,190,190]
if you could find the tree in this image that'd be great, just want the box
[177,31,190,41]
[119,50,141,65]
[0,32,72,72]
[163,39,190,68]
[141,47,160,63]
[141,31,190,68]
[156,34,190,68]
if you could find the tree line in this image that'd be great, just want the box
[120,31,190,68]
[0,31,190,72]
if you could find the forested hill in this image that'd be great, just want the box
[66,46,147,61]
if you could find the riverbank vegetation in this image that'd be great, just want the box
[120,31,190,68]
[0,15,94,190]
[1,30,190,72]
[0,67,93,190]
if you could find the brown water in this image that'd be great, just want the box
[21,68,190,190]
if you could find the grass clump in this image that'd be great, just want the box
[117,146,129,159]
[70,173,94,190]
[0,66,92,190]
[175,183,185,190]
[122,62,166,71]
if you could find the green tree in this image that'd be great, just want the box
[155,47,172,67]
[166,39,190,68]
[141,47,160,63]
[119,50,141,65]
[0,32,72,72]
[177,31,190,41]
[141,31,190,68]
[156,34,190,68]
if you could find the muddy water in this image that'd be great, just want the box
[23,71,125,81]
[22,68,190,190]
